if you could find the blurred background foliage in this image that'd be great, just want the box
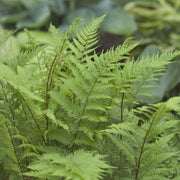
[1,0,180,104]
[0,0,137,34]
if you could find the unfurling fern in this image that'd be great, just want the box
[0,15,180,180]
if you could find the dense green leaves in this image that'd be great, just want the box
[0,15,180,180]
[125,0,180,100]
[25,150,111,180]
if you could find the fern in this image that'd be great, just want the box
[24,149,111,180]
[0,115,37,180]
[0,15,180,180]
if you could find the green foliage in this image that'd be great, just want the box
[0,0,65,29]
[0,15,180,180]
[0,0,137,35]
[24,150,111,180]
[125,0,180,46]
[125,0,180,102]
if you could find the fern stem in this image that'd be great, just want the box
[120,92,125,140]
[17,91,40,129]
[17,91,47,145]
[20,99,29,122]
[5,123,25,180]
[71,79,98,152]
[46,36,67,131]
[25,106,47,144]
[45,54,58,130]
[95,93,115,134]
[135,116,155,180]
[46,54,57,101]
[49,34,68,91]
[18,98,34,166]
[0,81,15,121]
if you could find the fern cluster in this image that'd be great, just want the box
[0,16,180,180]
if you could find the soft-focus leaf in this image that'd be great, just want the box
[16,4,50,28]
[63,8,96,25]
[0,11,28,23]
[170,33,180,48]
[1,0,22,6]
[139,44,160,59]
[20,0,43,9]
[100,8,137,35]
[50,0,66,16]
[0,36,20,63]
[88,0,115,16]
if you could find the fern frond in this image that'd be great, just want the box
[0,62,44,102]
[25,149,111,180]
[68,15,105,60]
[0,115,35,179]
[115,50,180,106]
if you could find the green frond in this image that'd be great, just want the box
[141,152,178,177]
[148,120,179,139]
[0,62,44,102]
[50,91,81,119]
[69,15,105,59]
[141,133,175,163]
[48,23,64,48]
[0,115,27,179]
[16,45,46,67]
[117,50,180,105]
[48,19,82,50]
[106,134,136,167]
[47,128,74,146]
[102,122,138,143]
[74,133,99,148]
[166,96,180,112]
[44,109,69,131]
[104,37,139,62]
[25,149,111,180]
